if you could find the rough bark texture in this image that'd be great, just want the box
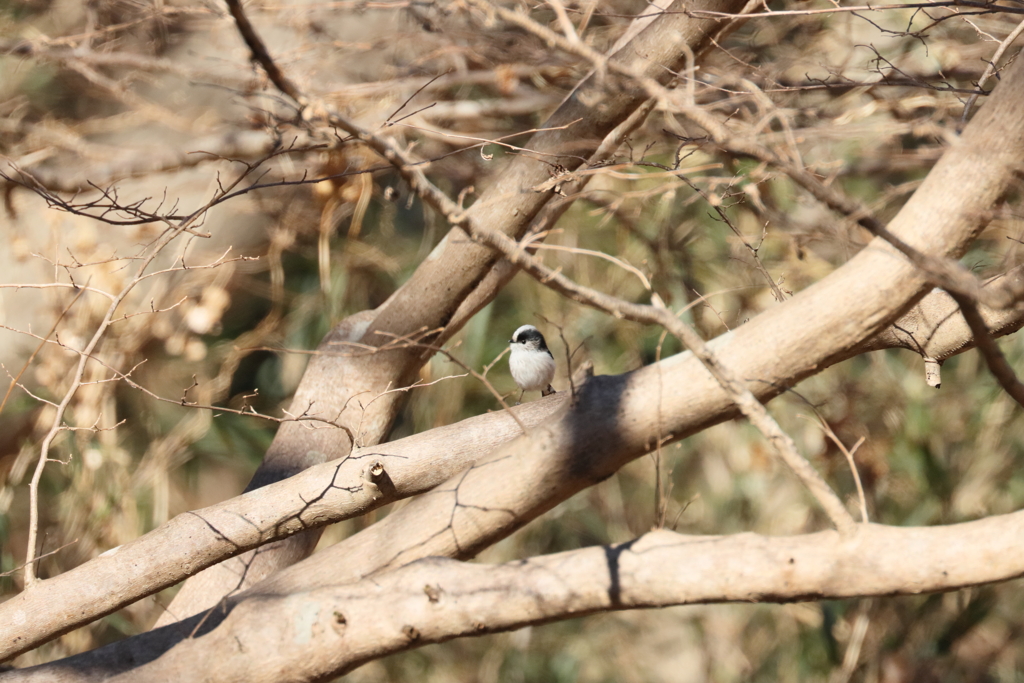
[107,515,1024,683]
[0,400,563,660]
[14,513,1024,683]
[865,272,1024,361]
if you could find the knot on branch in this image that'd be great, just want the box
[423,584,442,603]
[362,460,396,500]
[924,357,942,389]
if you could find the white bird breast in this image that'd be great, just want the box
[509,346,555,391]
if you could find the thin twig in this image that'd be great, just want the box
[547,0,581,44]
[470,224,857,533]
[673,171,786,302]
[530,241,652,291]
[342,333,533,434]
[686,1,1024,19]
[950,292,1024,407]
[21,150,280,587]
[224,0,305,104]
[471,0,1021,316]
[961,17,1024,122]
[0,282,116,302]
[221,0,463,223]
[0,538,79,578]
[536,315,582,404]
[799,413,870,523]
[830,600,873,683]
[0,286,88,418]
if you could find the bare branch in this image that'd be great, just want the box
[466,219,857,532]
[0,396,564,660]
[961,17,1024,121]
[154,0,756,623]
[129,515,1024,680]
[27,514,1024,682]
[950,291,1024,406]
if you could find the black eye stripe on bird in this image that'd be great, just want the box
[508,324,556,403]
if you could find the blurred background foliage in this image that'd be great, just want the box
[2,0,1024,680]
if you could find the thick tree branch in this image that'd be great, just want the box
[863,272,1024,387]
[17,513,1024,683]
[107,514,1024,682]
[13,44,1024,680]
[464,219,857,532]
[5,276,1024,663]
[0,399,563,661]
[219,45,1024,625]
[158,0,753,623]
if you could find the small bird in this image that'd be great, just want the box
[509,324,556,403]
